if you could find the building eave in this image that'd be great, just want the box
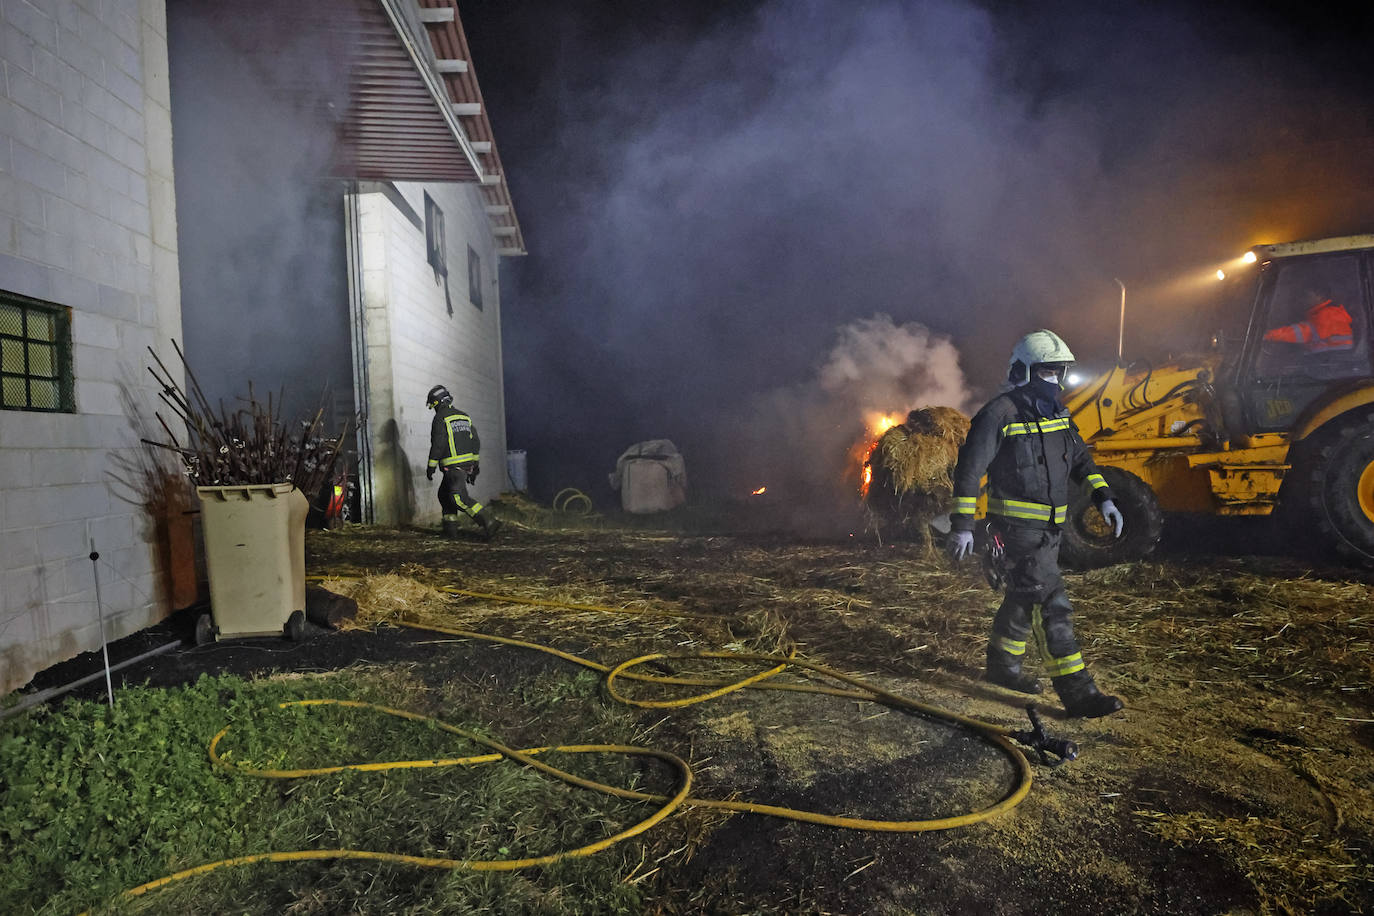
[327,0,526,254]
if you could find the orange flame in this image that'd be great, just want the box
[751,486,767,495]
[855,411,903,499]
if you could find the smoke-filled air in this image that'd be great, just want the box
[726,314,973,521]
[477,0,1374,505]
[472,0,1374,506]
[163,0,1374,508]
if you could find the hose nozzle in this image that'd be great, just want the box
[1009,704,1079,767]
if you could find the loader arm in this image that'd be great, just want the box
[1062,358,1288,515]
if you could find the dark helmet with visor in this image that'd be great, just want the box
[426,385,452,409]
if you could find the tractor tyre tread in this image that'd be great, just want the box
[1305,406,1374,567]
[1061,466,1163,570]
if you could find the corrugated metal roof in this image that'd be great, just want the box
[329,0,525,255]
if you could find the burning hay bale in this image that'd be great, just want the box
[863,406,970,546]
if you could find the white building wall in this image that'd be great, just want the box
[352,180,506,527]
[0,0,182,695]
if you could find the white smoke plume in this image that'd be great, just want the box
[724,314,975,529]
[819,314,974,420]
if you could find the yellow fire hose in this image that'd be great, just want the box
[552,487,594,515]
[82,588,1071,912]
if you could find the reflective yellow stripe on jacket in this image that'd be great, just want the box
[439,453,479,467]
[986,497,1067,524]
[1000,417,1073,438]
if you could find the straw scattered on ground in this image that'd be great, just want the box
[300,512,1374,914]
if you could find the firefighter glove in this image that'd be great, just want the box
[1100,499,1123,537]
[426,466,435,481]
[467,463,479,484]
[949,529,974,561]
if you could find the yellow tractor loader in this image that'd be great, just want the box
[1059,234,1374,568]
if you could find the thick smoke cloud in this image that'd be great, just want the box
[726,314,973,530]
[158,0,1374,511]
[475,0,1374,507]
[167,0,354,425]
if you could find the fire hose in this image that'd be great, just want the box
[552,487,594,515]
[80,599,1077,911]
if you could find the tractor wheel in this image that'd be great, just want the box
[1306,410,1374,566]
[1061,466,1163,569]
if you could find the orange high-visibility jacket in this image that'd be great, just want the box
[1263,300,1354,352]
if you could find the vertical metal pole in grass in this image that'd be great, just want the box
[89,541,115,709]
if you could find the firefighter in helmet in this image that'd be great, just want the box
[426,385,501,539]
[947,330,1124,718]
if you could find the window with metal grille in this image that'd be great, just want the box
[0,292,74,412]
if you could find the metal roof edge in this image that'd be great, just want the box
[375,0,485,179]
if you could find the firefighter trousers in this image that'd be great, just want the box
[438,465,484,520]
[986,523,1088,679]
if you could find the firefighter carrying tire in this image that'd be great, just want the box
[1060,466,1163,569]
[1305,408,1374,566]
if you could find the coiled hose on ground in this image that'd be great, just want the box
[82,586,1071,912]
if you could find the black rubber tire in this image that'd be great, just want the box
[1060,466,1163,569]
[194,613,216,646]
[1306,408,1374,566]
[285,610,307,642]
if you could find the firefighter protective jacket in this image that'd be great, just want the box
[1262,299,1354,352]
[428,405,480,472]
[950,387,1114,532]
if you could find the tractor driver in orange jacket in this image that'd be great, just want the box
[1263,294,1354,353]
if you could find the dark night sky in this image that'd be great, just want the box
[457,0,1374,510]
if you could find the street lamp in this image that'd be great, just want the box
[1114,278,1126,366]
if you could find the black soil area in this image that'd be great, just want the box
[16,605,448,706]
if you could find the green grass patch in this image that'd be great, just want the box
[1,669,664,915]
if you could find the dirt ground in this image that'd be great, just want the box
[21,498,1374,915]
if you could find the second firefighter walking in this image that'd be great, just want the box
[426,384,502,540]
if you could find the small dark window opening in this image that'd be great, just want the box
[425,192,446,278]
[0,291,74,412]
[468,246,483,310]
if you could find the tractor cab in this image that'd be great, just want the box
[1228,237,1374,436]
[1061,234,1374,568]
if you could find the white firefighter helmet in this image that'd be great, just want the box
[1008,330,1075,385]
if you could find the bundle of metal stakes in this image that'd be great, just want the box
[142,342,351,498]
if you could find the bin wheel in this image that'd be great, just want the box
[194,613,216,646]
[285,610,307,642]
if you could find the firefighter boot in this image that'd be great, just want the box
[1053,670,1123,718]
[441,515,461,539]
[475,508,503,540]
[985,644,1042,695]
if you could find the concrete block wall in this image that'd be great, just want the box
[352,181,506,527]
[0,0,182,696]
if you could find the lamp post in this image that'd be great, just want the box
[1114,278,1126,366]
